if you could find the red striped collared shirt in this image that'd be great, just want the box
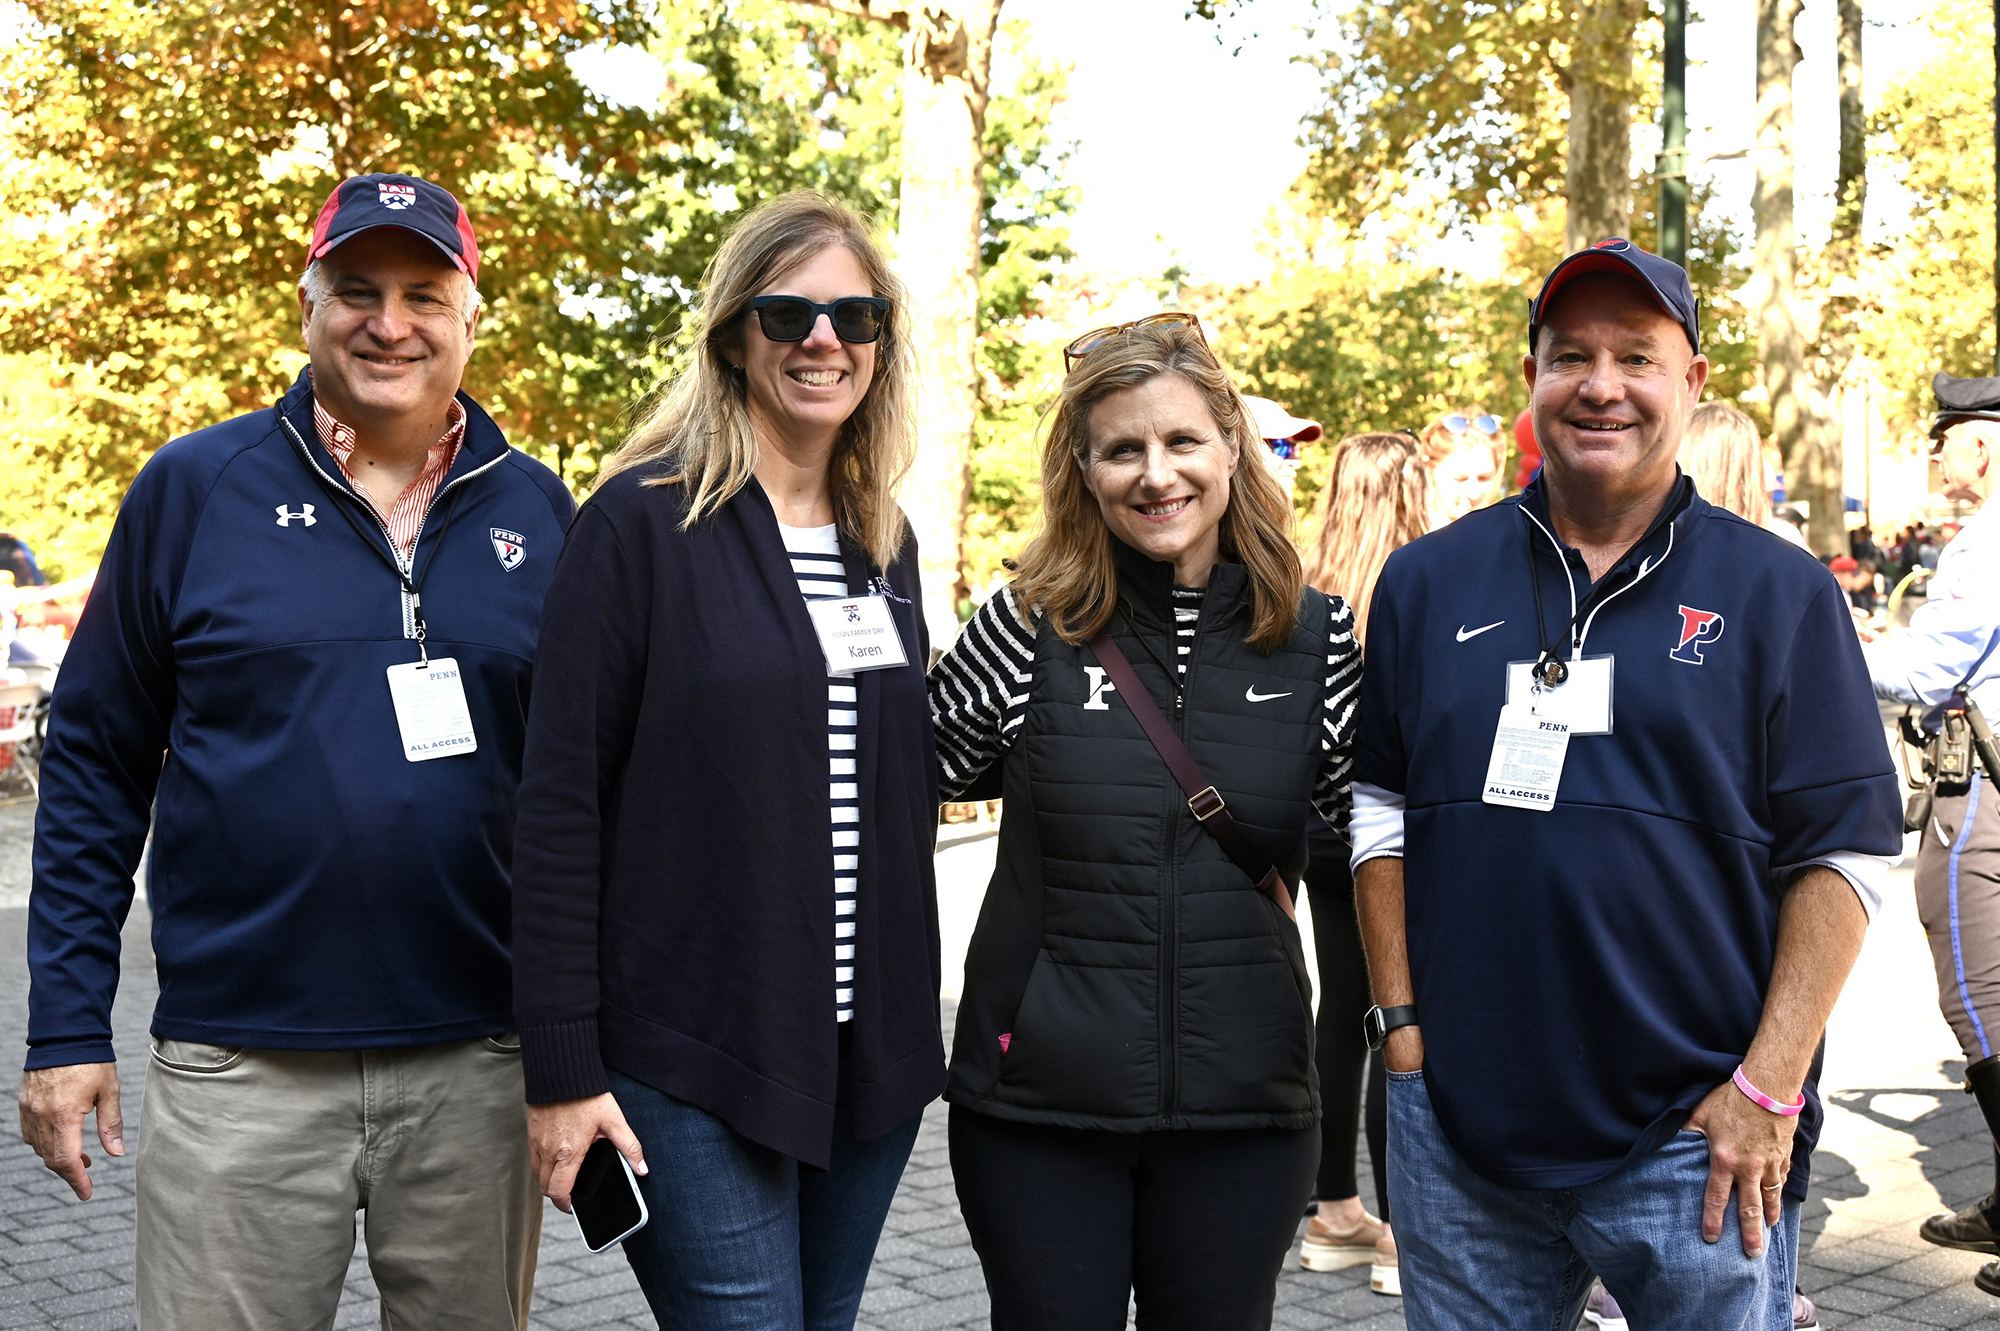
[312,397,465,561]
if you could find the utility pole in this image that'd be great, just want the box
[1661,0,1688,265]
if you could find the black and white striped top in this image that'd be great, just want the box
[780,523,859,1024]
[931,583,1360,833]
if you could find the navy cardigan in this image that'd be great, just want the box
[512,465,944,1167]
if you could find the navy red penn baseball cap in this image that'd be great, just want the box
[307,174,479,283]
[1528,237,1699,356]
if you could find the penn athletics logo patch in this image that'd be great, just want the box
[378,182,417,211]
[490,528,526,572]
[1669,605,1726,664]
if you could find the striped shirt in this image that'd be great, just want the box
[780,523,860,1024]
[313,397,465,560]
[930,583,1360,834]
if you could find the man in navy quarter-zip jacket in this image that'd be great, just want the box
[1351,239,1902,1330]
[18,175,573,1330]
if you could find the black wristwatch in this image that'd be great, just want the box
[1364,1004,1420,1052]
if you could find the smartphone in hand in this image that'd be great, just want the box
[572,1136,649,1253]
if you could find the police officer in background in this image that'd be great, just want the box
[1862,372,2000,1295]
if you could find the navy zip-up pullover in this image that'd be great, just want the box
[1352,475,1902,1198]
[26,370,573,1068]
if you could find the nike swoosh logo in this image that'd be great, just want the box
[1457,620,1505,642]
[1245,687,1292,703]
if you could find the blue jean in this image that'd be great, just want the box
[1388,1069,1798,1331]
[609,1069,922,1331]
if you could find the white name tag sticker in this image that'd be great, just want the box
[1483,704,1571,811]
[805,595,909,676]
[1505,655,1614,735]
[385,658,478,762]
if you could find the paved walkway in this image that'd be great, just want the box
[0,823,1996,1327]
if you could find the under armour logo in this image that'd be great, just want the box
[1083,666,1116,711]
[275,504,317,528]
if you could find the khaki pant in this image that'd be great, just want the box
[135,1035,540,1331]
[1916,771,2000,1063]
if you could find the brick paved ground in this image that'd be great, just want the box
[0,812,1996,1327]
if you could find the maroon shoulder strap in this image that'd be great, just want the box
[1086,630,1295,921]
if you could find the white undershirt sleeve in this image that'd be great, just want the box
[1347,781,1405,871]
[1779,850,1897,922]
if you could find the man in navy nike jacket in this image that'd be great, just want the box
[18,175,573,1329]
[1351,240,1902,1329]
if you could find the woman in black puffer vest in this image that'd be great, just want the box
[928,317,1360,1331]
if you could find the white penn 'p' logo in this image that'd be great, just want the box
[1083,666,1116,711]
[490,528,526,572]
[275,504,316,527]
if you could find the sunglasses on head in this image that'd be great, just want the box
[748,295,890,345]
[1063,312,1206,371]
[1442,413,1503,436]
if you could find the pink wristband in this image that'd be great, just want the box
[1732,1065,1804,1117]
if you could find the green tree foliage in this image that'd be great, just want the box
[0,0,909,562]
[0,0,1067,577]
[1859,0,1995,429]
[963,21,1073,600]
[1208,179,1752,517]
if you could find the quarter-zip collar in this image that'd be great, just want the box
[275,367,511,513]
[273,367,513,641]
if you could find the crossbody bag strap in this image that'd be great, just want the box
[1086,630,1295,921]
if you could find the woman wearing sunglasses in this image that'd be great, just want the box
[1419,408,1507,524]
[510,191,943,1328]
[928,315,1360,1330]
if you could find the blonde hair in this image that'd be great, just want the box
[596,191,915,570]
[1303,433,1433,646]
[1680,401,1771,526]
[1010,321,1305,652]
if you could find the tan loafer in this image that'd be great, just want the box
[1370,1228,1401,1296]
[1300,1211,1384,1272]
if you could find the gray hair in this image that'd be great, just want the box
[299,257,483,320]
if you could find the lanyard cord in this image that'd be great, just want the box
[1523,494,1680,686]
[310,457,468,664]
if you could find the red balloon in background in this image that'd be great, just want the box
[1513,409,1541,490]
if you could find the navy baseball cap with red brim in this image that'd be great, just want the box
[1528,237,1699,355]
[308,174,479,283]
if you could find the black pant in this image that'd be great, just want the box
[1303,843,1390,1220]
[950,1107,1318,1331]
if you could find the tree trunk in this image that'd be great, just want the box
[1562,0,1645,251]
[1756,0,1841,554]
[897,2,1001,648]
[1834,0,1866,245]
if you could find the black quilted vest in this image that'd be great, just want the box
[947,546,1329,1131]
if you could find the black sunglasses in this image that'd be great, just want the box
[748,295,890,345]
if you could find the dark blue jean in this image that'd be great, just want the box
[608,1069,921,1331]
[1388,1069,1798,1331]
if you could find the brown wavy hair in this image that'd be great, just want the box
[1303,432,1432,646]
[1010,321,1305,652]
[595,191,915,570]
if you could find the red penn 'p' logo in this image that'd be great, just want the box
[1669,606,1725,664]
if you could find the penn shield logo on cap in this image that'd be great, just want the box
[308,173,479,282]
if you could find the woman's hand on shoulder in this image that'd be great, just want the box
[526,1092,648,1213]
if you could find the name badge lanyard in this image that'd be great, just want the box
[1522,497,1677,691]
[315,473,468,666]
